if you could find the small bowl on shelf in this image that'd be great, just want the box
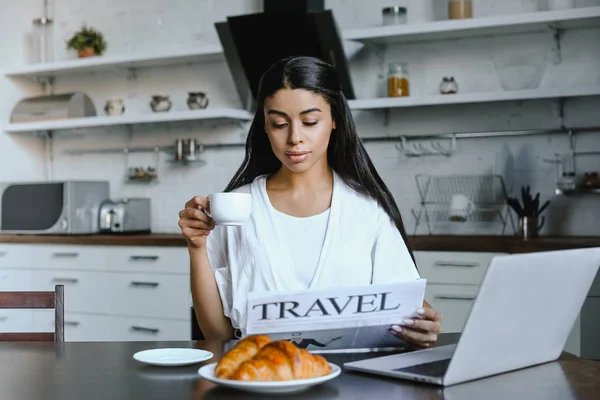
[492,53,548,91]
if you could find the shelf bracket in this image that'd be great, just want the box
[42,130,54,181]
[383,108,390,126]
[365,42,385,66]
[548,24,562,66]
[568,129,576,175]
[127,68,138,81]
[556,97,566,130]
[37,76,54,95]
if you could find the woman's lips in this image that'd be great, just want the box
[285,150,311,163]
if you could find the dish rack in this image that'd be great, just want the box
[411,174,515,235]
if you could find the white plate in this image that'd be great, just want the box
[133,348,214,367]
[198,362,341,394]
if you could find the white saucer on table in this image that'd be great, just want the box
[198,362,341,394]
[133,348,214,367]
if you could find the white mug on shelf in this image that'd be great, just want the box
[449,194,474,222]
[205,193,252,226]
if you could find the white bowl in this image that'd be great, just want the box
[492,54,548,91]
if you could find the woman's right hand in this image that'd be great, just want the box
[178,196,216,250]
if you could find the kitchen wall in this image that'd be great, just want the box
[1,0,599,235]
[0,0,46,181]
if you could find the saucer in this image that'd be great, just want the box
[133,348,214,367]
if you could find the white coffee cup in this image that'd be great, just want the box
[206,193,252,226]
[449,194,474,222]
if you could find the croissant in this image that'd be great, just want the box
[231,340,331,381]
[215,335,272,379]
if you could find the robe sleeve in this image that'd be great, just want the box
[205,226,233,319]
[371,206,421,284]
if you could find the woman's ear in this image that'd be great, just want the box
[332,120,336,130]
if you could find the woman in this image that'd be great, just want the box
[178,56,442,348]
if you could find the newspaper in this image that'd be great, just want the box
[243,279,427,352]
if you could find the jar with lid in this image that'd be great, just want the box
[387,62,410,97]
[382,6,407,26]
[448,0,473,20]
[440,77,459,94]
[557,172,576,192]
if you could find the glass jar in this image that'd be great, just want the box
[557,172,576,192]
[387,62,410,97]
[448,0,473,20]
[382,6,407,26]
[32,17,54,63]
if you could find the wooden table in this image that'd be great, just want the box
[1,334,599,400]
[2,233,600,253]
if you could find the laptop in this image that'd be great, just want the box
[344,247,600,386]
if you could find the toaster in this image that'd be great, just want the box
[98,198,151,233]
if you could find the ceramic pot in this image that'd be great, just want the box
[78,48,95,58]
[187,92,209,110]
[150,95,172,112]
[104,98,125,116]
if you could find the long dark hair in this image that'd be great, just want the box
[224,56,414,262]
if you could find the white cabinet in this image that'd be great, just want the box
[0,243,191,342]
[0,309,33,333]
[416,250,583,356]
[108,272,190,320]
[425,284,479,333]
[415,251,505,333]
[31,269,111,314]
[0,269,34,332]
[31,310,191,342]
[415,251,502,285]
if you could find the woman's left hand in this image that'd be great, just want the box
[389,307,443,349]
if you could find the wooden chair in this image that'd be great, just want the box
[0,285,64,342]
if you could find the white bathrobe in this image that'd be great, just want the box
[206,171,420,332]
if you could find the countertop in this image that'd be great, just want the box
[1,334,599,400]
[1,233,600,253]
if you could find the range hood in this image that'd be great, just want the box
[215,0,356,112]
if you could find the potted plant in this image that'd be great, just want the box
[66,25,107,58]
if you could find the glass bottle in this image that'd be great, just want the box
[387,62,410,97]
[32,0,54,63]
[32,17,53,63]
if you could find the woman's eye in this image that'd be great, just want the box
[303,121,318,126]
[272,123,287,129]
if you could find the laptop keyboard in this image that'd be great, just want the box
[392,358,451,378]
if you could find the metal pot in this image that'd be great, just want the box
[518,216,545,240]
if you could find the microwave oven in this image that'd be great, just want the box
[0,181,109,234]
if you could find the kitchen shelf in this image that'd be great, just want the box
[3,108,253,133]
[343,7,600,45]
[556,188,600,196]
[347,86,600,110]
[3,44,223,80]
